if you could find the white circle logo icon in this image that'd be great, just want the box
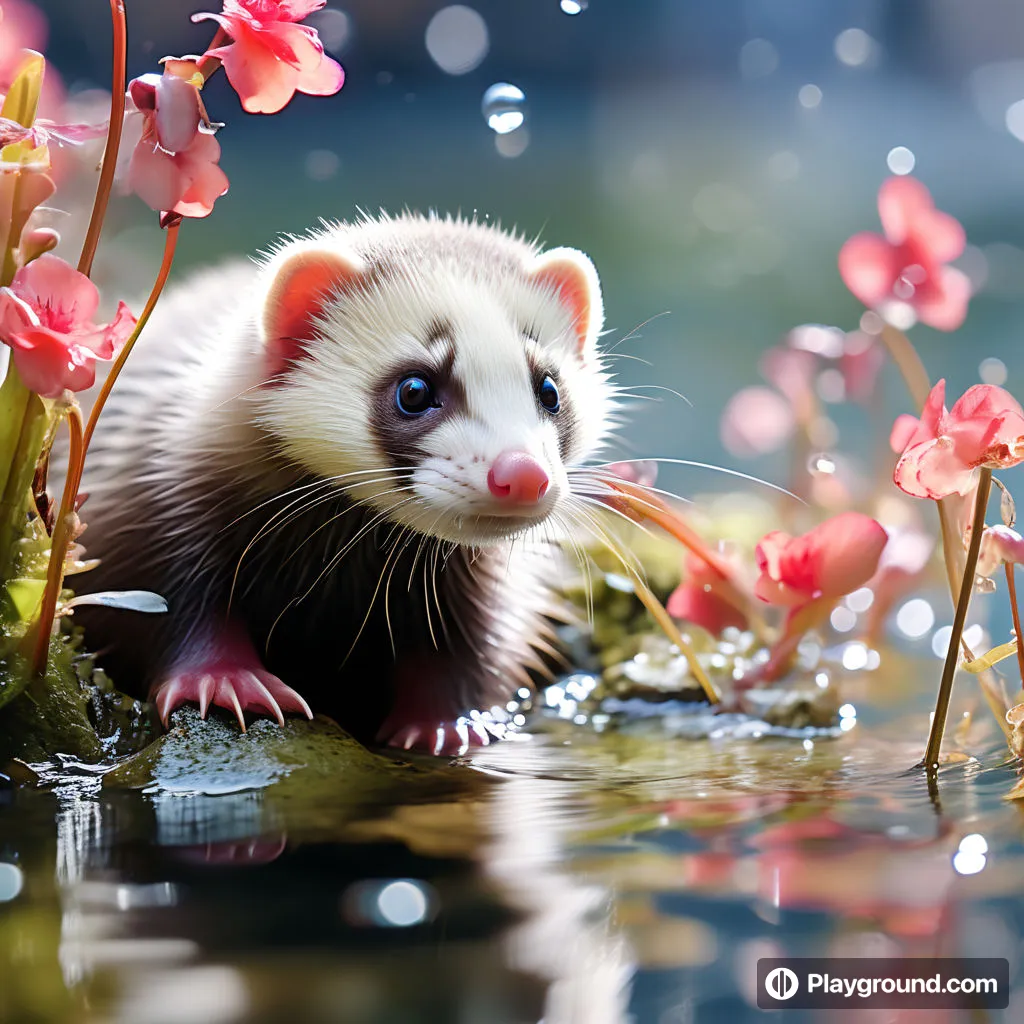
[765,967,799,1001]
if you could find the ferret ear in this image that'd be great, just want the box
[263,246,365,379]
[529,247,604,358]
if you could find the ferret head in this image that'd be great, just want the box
[253,215,616,546]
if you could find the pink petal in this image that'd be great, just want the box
[154,73,200,154]
[890,413,920,454]
[274,24,344,97]
[217,29,303,114]
[667,582,747,635]
[720,386,795,457]
[0,287,40,338]
[12,254,100,326]
[878,176,934,245]
[894,437,976,499]
[809,512,888,598]
[914,265,970,331]
[977,525,1024,578]
[129,139,188,213]
[7,327,97,397]
[172,133,229,218]
[838,232,897,308]
[75,301,136,358]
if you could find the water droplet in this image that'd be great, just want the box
[495,128,529,158]
[830,606,857,633]
[1006,99,1024,142]
[999,481,1017,527]
[807,452,837,476]
[767,149,800,181]
[304,149,340,181]
[739,38,778,79]
[834,27,875,67]
[897,597,934,638]
[979,356,1008,385]
[560,0,587,13]
[426,6,489,75]
[798,83,822,109]
[482,82,527,134]
[887,146,915,175]
[975,575,997,593]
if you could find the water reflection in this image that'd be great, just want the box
[2,705,1024,1022]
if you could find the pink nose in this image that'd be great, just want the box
[487,450,550,504]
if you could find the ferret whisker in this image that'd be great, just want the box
[570,468,696,509]
[277,482,416,569]
[587,458,804,503]
[351,523,413,666]
[604,310,671,353]
[615,384,692,405]
[569,492,661,545]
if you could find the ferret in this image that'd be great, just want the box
[79,213,620,754]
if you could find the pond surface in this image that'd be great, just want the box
[2,678,1023,1024]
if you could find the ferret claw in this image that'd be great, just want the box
[153,665,313,731]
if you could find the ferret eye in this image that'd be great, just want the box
[538,375,560,413]
[396,375,436,416]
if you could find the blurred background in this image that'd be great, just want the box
[37,0,1024,499]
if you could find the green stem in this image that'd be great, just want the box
[30,403,83,676]
[921,468,992,771]
[0,372,48,584]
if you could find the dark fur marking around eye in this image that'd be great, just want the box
[526,354,578,461]
[369,351,466,469]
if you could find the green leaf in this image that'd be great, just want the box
[963,640,1019,673]
[5,577,45,621]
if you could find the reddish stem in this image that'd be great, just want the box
[84,221,180,451]
[921,467,992,771]
[1005,562,1024,687]
[78,0,127,278]
[31,403,84,676]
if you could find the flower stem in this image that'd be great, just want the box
[83,221,179,451]
[30,401,83,676]
[77,0,127,278]
[1005,562,1024,687]
[921,467,993,771]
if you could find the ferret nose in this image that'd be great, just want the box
[487,450,550,504]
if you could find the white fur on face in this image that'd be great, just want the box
[254,216,617,547]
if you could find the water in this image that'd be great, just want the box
[2,684,1023,1023]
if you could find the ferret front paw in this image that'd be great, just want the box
[378,715,508,757]
[152,666,313,732]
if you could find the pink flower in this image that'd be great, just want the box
[0,253,135,397]
[838,176,970,331]
[720,386,795,457]
[667,553,749,636]
[194,0,344,115]
[125,70,229,218]
[892,380,1024,500]
[975,525,1024,579]
[754,512,888,608]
